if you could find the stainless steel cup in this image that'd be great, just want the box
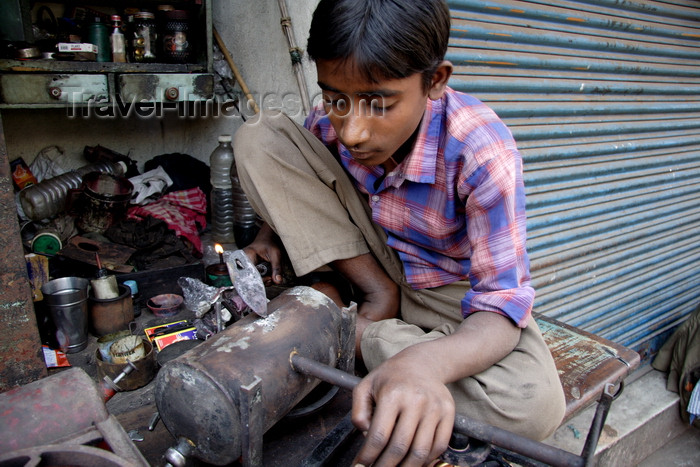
[41,277,89,353]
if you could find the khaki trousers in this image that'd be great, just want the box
[233,111,566,440]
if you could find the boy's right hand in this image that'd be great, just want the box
[242,223,284,285]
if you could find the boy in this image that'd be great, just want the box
[233,0,565,465]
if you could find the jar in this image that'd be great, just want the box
[161,10,191,63]
[130,11,157,63]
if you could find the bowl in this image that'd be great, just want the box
[147,293,184,318]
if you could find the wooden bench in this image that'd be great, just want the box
[454,315,642,466]
[536,314,641,422]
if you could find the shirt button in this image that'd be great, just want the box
[371,195,380,202]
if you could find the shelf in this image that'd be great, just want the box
[0,58,208,74]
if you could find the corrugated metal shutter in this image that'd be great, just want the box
[446,0,700,360]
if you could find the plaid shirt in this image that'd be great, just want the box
[305,87,534,327]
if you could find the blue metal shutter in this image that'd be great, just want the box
[446,0,700,360]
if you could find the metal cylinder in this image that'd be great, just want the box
[88,284,134,337]
[19,162,124,221]
[154,286,349,466]
[41,276,90,353]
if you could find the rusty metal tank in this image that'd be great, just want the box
[154,286,355,466]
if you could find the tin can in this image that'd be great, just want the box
[161,9,191,63]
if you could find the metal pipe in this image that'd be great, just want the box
[581,385,615,466]
[290,353,361,390]
[289,354,585,467]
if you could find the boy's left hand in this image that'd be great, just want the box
[351,350,456,467]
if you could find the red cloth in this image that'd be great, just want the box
[127,187,207,255]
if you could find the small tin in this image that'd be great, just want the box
[161,9,192,63]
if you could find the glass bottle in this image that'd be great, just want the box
[110,15,126,63]
[130,12,157,63]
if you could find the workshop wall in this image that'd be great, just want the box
[1,0,319,170]
[0,0,320,391]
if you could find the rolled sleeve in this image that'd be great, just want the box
[460,138,534,328]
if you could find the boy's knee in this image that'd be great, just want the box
[233,110,289,172]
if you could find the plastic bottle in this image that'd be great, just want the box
[231,155,258,248]
[110,15,126,63]
[209,135,236,243]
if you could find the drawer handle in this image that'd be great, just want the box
[48,87,62,99]
[165,87,179,101]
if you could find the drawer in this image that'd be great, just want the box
[0,74,109,105]
[118,74,214,102]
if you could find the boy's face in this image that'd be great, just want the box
[316,58,449,170]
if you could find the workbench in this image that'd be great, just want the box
[9,280,640,467]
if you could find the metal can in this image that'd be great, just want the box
[161,10,192,63]
[130,12,157,63]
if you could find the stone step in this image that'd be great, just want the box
[542,366,690,466]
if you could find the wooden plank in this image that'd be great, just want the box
[536,314,641,421]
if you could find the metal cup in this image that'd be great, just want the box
[40,277,89,353]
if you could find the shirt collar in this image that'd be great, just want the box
[386,96,443,187]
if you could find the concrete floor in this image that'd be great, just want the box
[543,366,700,467]
[637,427,700,467]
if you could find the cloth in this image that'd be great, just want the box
[689,383,700,425]
[363,315,565,441]
[305,87,533,327]
[144,153,212,199]
[105,216,197,271]
[652,302,700,427]
[233,110,566,440]
[129,166,173,205]
[126,187,207,255]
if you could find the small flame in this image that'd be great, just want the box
[214,244,224,255]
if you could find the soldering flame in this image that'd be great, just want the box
[214,244,224,254]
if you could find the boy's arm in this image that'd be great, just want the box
[351,311,521,467]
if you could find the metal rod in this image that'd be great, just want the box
[290,354,585,467]
[290,353,361,390]
[581,385,615,466]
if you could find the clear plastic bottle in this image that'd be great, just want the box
[209,135,236,243]
[231,158,258,248]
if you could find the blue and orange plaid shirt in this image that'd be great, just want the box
[305,87,534,327]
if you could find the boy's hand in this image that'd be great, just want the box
[242,223,284,285]
[351,311,521,466]
[351,350,455,467]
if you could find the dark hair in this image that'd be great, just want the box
[307,0,451,91]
